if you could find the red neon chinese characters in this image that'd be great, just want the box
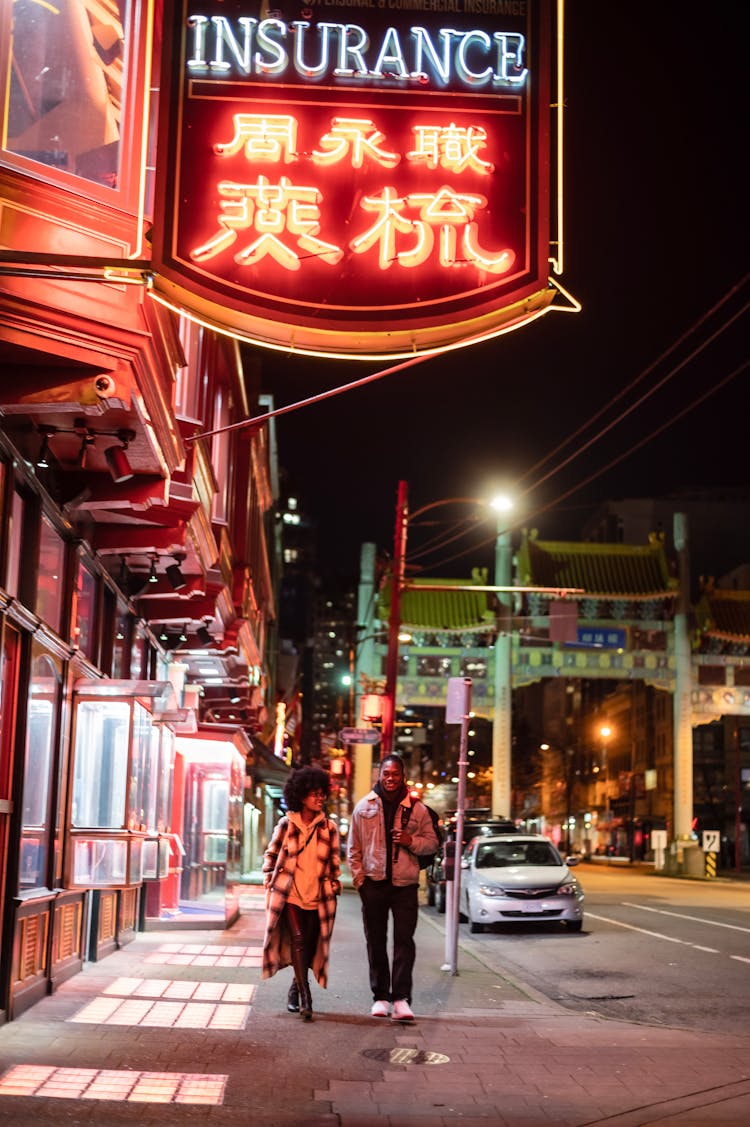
[190,177,343,270]
[312,117,400,169]
[407,123,494,175]
[214,114,298,163]
[350,185,515,274]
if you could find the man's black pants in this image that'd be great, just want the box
[358,878,418,1003]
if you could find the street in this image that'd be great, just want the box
[431,863,750,1036]
[1,878,750,1125]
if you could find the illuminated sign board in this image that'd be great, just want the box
[153,0,560,358]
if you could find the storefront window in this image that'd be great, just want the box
[36,515,66,635]
[71,699,130,828]
[156,727,175,831]
[130,623,148,678]
[4,0,130,190]
[5,488,25,599]
[112,603,130,677]
[19,649,61,890]
[127,700,151,830]
[71,553,97,659]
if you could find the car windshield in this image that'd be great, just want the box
[475,841,560,868]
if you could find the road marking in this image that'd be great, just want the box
[586,913,688,943]
[730,955,750,964]
[692,945,720,953]
[622,902,750,934]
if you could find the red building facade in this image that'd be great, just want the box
[0,0,281,1021]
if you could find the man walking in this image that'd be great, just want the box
[347,753,439,1022]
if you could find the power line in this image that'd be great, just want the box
[514,273,749,491]
[424,358,748,573]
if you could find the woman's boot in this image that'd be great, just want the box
[287,981,299,1013]
[298,978,313,1022]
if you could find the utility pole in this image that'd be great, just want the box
[383,480,408,754]
[491,519,513,817]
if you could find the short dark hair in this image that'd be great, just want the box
[378,754,405,777]
[283,765,330,812]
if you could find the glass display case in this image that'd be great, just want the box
[67,680,177,889]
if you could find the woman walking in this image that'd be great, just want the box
[262,766,342,1020]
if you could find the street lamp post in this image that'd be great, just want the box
[599,724,612,852]
[382,479,409,754]
[491,496,513,818]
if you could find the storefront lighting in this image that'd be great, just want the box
[196,625,213,647]
[77,431,95,469]
[104,430,135,483]
[166,553,187,590]
[36,427,55,468]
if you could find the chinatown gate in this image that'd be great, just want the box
[355,523,750,875]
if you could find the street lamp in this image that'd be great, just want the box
[380,482,579,808]
[599,724,612,853]
[490,493,513,818]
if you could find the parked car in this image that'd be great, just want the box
[460,833,584,933]
[427,816,517,913]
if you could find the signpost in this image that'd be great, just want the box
[443,676,472,976]
[339,727,381,746]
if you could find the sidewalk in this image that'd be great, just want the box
[1,887,749,1126]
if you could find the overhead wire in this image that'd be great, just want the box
[423,355,748,573]
[404,278,748,570]
[514,272,749,491]
[519,293,749,500]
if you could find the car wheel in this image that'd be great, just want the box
[467,897,484,933]
[435,884,445,914]
[565,919,583,932]
[427,882,435,907]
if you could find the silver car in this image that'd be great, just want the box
[460,834,584,933]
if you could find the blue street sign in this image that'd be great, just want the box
[570,627,627,650]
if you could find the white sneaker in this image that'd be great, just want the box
[371,999,391,1018]
[391,999,414,1022]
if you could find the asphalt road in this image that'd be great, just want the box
[425,863,750,1035]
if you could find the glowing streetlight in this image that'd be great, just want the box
[491,492,514,818]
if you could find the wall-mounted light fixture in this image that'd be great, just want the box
[147,554,158,584]
[165,552,187,590]
[104,429,135,484]
[196,624,213,648]
[77,431,96,470]
[34,421,136,482]
[36,426,56,468]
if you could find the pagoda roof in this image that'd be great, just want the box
[378,577,495,633]
[516,536,677,600]
[695,590,750,643]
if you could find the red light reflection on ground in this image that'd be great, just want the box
[0,1065,226,1104]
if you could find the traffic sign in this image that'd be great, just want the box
[339,728,381,745]
[702,829,720,853]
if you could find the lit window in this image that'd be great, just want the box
[4,0,131,192]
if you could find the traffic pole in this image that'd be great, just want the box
[443,677,472,976]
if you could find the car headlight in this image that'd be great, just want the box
[477,884,504,897]
[556,881,578,897]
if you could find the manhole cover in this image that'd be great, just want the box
[362,1048,450,1065]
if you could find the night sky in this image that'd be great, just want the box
[249,2,748,579]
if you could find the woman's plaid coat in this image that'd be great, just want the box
[261,814,341,988]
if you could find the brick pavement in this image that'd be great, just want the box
[0,887,748,1126]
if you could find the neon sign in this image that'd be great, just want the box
[186,17,528,90]
[152,0,561,358]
